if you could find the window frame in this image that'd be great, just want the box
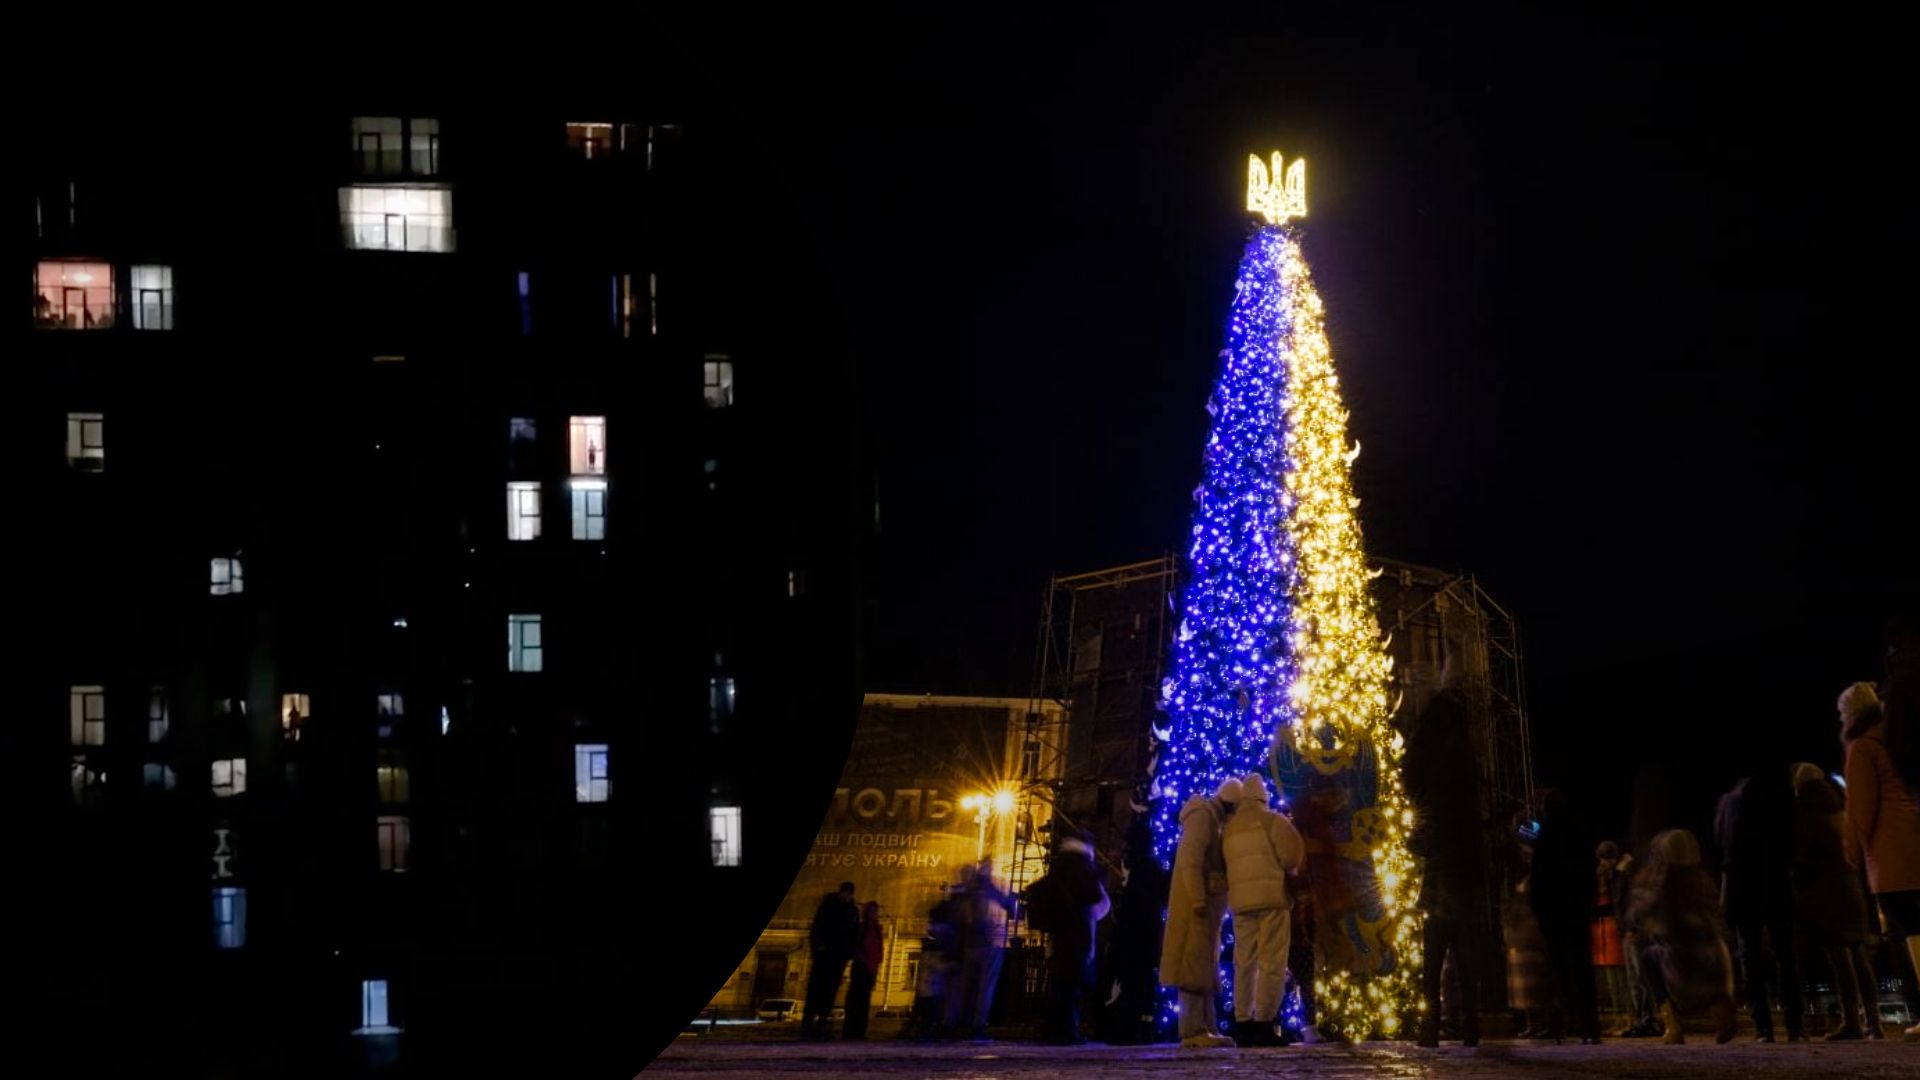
[506,481,542,541]
[507,614,544,673]
[574,743,611,803]
[66,412,105,469]
[710,805,743,867]
[569,479,607,541]
[70,684,106,747]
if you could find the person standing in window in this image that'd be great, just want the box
[842,902,885,1040]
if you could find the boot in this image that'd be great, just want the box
[1416,1015,1440,1048]
[1711,998,1737,1044]
[1660,1002,1685,1045]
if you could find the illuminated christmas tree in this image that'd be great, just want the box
[1151,153,1419,1040]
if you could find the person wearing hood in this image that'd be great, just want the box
[1789,762,1882,1039]
[1222,771,1304,1047]
[1027,829,1111,1044]
[1841,679,1920,1042]
[1159,777,1241,1049]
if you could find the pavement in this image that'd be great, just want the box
[645,1036,1917,1078]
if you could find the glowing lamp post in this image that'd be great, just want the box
[960,787,1017,861]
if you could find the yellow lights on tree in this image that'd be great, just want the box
[1247,151,1307,225]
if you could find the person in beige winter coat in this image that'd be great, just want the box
[1223,772,1305,1046]
[1159,778,1242,1048]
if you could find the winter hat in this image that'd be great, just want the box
[1215,777,1245,804]
[1789,762,1826,794]
[1837,681,1880,720]
[1240,773,1271,806]
[1595,840,1620,862]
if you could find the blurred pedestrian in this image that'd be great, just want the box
[1841,678,1920,1042]
[945,859,1014,1041]
[904,888,957,1041]
[1718,756,1806,1042]
[1593,842,1630,1024]
[843,901,884,1039]
[1608,843,1661,1037]
[1789,762,1882,1039]
[1629,829,1737,1045]
[1100,800,1169,1044]
[1532,790,1601,1043]
[1160,778,1241,1049]
[803,881,861,1039]
[1501,812,1558,1038]
[1223,772,1303,1047]
[1405,650,1490,1048]
[1026,829,1111,1044]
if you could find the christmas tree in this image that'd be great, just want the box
[1152,153,1419,1040]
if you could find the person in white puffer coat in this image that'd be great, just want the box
[1160,778,1242,1049]
[1223,772,1305,1046]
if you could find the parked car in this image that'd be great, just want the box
[756,998,800,1022]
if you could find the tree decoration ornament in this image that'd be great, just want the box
[1151,153,1418,1041]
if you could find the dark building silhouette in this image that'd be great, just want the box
[34,94,866,1074]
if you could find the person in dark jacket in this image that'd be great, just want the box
[1789,763,1883,1039]
[1530,790,1601,1043]
[803,881,861,1039]
[1100,800,1169,1044]
[843,901,885,1039]
[1032,831,1111,1044]
[1718,764,1806,1042]
[1404,651,1490,1048]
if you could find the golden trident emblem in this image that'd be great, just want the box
[1247,152,1307,224]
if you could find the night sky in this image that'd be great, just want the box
[674,12,1915,837]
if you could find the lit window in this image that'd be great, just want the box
[340,186,454,253]
[214,697,246,721]
[710,805,742,867]
[574,743,610,803]
[352,116,403,175]
[147,687,170,743]
[507,614,543,673]
[787,570,806,598]
[70,685,105,747]
[570,479,606,541]
[506,481,542,541]
[130,264,174,330]
[212,886,247,949]
[615,273,635,337]
[703,356,735,409]
[358,979,397,1034]
[568,416,606,475]
[70,756,105,804]
[376,815,411,872]
[648,272,658,335]
[509,416,537,452]
[1021,737,1042,778]
[143,762,176,790]
[281,693,310,742]
[565,122,614,159]
[410,117,440,175]
[517,272,532,335]
[377,693,403,739]
[709,677,736,734]
[376,750,410,804]
[211,757,247,798]
[439,705,451,736]
[66,412,105,470]
[34,260,115,329]
[210,556,244,596]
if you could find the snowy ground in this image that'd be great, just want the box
[644,1035,1917,1079]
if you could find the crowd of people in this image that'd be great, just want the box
[795,618,1917,1048]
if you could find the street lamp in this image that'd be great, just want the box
[960,787,1018,861]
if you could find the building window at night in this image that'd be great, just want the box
[517,272,532,335]
[210,556,244,596]
[70,757,104,804]
[35,260,115,329]
[340,186,455,253]
[509,416,537,459]
[66,412,105,470]
[507,481,542,541]
[710,805,742,867]
[130,264,174,330]
[409,118,440,175]
[70,685,105,746]
[614,273,635,337]
[570,479,606,541]
[212,886,247,949]
[148,687,170,743]
[568,416,606,476]
[143,762,176,790]
[507,614,543,673]
[376,815,411,872]
[702,356,735,409]
[574,743,610,803]
[352,116,403,175]
[565,122,614,159]
[787,570,807,598]
[1021,737,1042,778]
[377,693,404,738]
[281,693,309,742]
[376,750,410,804]
[211,757,247,798]
[358,980,397,1034]
[709,677,736,734]
[648,272,658,335]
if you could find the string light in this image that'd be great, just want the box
[1151,154,1418,1041]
